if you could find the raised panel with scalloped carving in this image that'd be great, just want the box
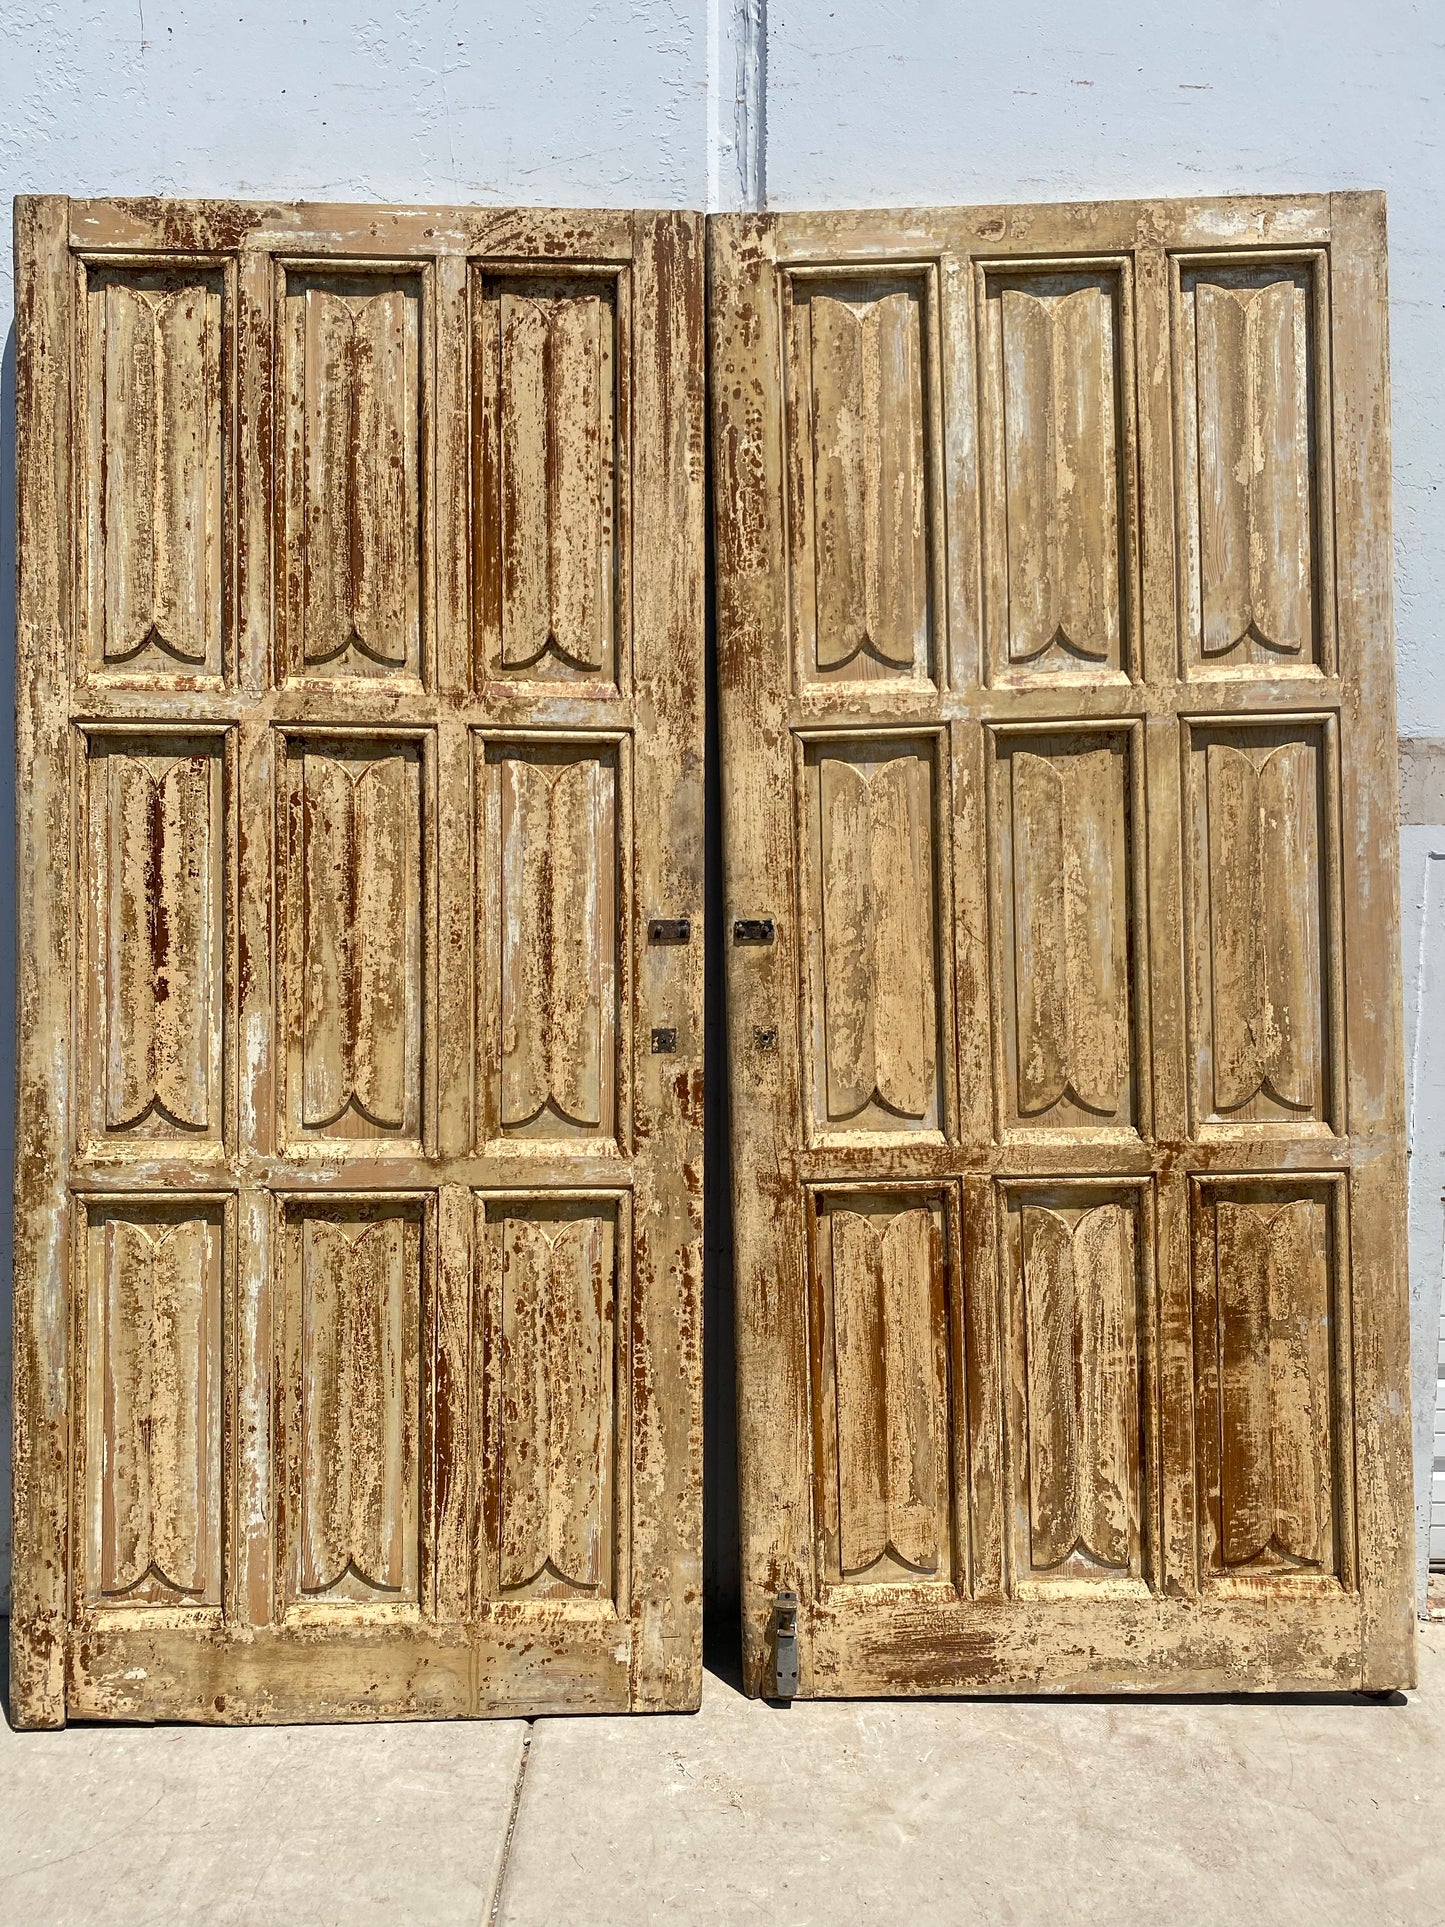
[1178,260,1326,674]
[282,1203,422,1610]
[479,1196,618,1601]
[83,269,224,680]
[83,1201,223,1607]
[994,730,1135,1133]
[280,738,424,1146]
[1189,723,1332,1128]
[785,274,935,683]
[1193,1181,1343,1580]
[804,738,941,1136]
[812,1192,952,1587]
[281,271,423,681]
[1003,1185,1145,1583]
[84,734,224,1146]
[981,267,1130,681]
[476,274,619,686]
[477,739,619,1145]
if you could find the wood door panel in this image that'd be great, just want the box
[81,267,226,683]
[715,195,1409,1696]
[783,270,940,685]
[1176,257,1330,677]
[13,199,703,1726]
[979,263,1134,684]
[280,269,425,683]
[475,272,622,687]
[82,732,226,1149]
[80,1198,226,1611]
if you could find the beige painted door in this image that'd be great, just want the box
[12,198,704,1725]
[712,195,1413,1695]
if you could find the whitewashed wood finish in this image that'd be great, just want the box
[83,271,224,679]
[11,199,704,1727]
[714,195,1410,1697]
[785,274,937,684]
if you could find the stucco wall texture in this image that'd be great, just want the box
[2,1,1443,1609]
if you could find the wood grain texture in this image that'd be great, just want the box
[484,743,617,1142]
[1018,1200,1139,1575]
[1191,725,1329,1127]
[85,272,223,675]
[299,1216,414,1599]
[1006,738,1131,1126]
[282,739,424,1145]
[981,265,1134,684]
[1179,262,1324,673]
[84,738,223,1143]
[495,1209,614,1596]
[787,275,934,682]
[714,195,1409,1699]
[811,1192,953,1591]
[816,745,937,1127]
[282,272,422,680]
[499,286,614,672]
[13,199,703,1723]
[1000,281,1119,666]
[89,1210,222,1604]
[1194,1184,1339,1578]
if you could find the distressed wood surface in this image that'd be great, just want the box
[713,194,1411,1697]
[11,199,705,1725]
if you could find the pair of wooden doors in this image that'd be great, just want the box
[12,191,1410,1725]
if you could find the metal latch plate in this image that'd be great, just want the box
[773,1589,799,1700]
[733,917,775,945]
[648,917,691,944]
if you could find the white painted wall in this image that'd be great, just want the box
[2,0,1443,1611]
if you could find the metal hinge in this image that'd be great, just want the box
[772,1590,799,1700]
[648,916,691,944]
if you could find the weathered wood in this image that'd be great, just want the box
[713,194,1412,1696]
[12,198,705,1724]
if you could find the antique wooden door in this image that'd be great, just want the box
[13,197,704,1725]
[713,195,1413,1695]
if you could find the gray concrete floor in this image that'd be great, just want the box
[3,1627,1443,1927]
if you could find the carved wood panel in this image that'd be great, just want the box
[475,273,621,688]
[992,729,1138,1133]
[280,736,425,1147]
[980,266,1134,683]
[82,732,225,1147]
[1187,721,1336,1130]
[13,199,703,1726]
[81,1200,225,1608]
[784,273,939,684]
[478,1196,620,1603]
[1176,259,1330,676]
[810,1191,954,1587]
[81,268,225,682]
[803,737,943,1136]
[280,270,424,682]
[1002,1184,1146,1584]
[1193,1180,1347,1582]
[477,738,620,1146]
[280,1202,423,1611]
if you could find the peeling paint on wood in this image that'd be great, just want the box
[11,198,705,1726]
[712,194,1412,1697]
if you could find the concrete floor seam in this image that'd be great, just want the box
[487,1718,534,1927]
